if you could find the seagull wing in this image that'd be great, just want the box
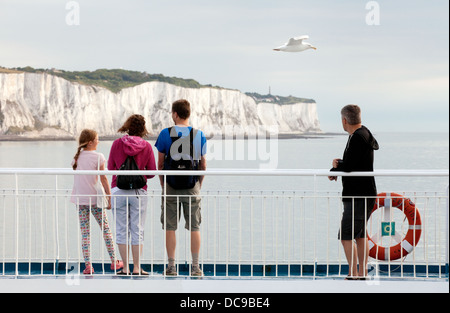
[294,35,309,41]
[287,35,309,46]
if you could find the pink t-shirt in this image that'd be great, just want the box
[71,150,106,206]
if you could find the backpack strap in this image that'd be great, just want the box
[167,127,175,159]
[189,127,197,158]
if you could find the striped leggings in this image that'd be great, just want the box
[78,205,117,266]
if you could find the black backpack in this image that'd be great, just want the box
[116,155,147,190]
[163,127,199,190]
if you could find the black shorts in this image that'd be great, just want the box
[338,198,375,240]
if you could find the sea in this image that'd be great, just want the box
[0,131,448,192]
[0,132,448,265]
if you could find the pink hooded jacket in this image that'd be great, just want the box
[108,135,156,190]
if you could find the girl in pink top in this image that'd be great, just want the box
[71,129,123,275]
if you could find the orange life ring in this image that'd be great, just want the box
[368,193,422,261]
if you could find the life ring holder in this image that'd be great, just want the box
[367,193,422,261]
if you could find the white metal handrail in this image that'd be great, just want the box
[0,168,448,176]
[0,168,448,279]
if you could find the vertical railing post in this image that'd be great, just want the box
[14,173,19,276]
[54,175,60,275]
[163,172,167,276]
[446,185,449,276]
[313,174,317,278]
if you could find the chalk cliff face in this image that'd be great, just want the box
[0,73,321,137]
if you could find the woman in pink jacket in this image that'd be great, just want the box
[108,114,156,275]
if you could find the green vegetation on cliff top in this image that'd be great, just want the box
[1,66,315,104]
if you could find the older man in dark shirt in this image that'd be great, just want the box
[329,104,379,280]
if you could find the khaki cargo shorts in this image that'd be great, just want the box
[161,182,202,231]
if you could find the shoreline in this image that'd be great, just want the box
[0,132,346,142]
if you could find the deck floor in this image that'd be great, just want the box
[0,276,448,293]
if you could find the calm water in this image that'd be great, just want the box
[0,132,448,193]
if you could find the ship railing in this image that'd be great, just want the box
[0,168,448,279]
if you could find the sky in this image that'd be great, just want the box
[0,0,448,132]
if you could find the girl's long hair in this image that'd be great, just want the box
[73,129,97,170]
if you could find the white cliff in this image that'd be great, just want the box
[0,72,321,137]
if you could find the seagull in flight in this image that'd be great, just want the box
[273,35,317,52]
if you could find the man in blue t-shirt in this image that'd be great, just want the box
[155,99,207,277]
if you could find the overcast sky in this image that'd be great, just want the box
[0,0,448,132]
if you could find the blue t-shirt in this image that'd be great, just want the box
[155,126,207,161]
